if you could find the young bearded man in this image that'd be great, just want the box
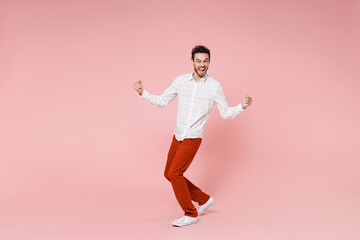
[133,45,253,227]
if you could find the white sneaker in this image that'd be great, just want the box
[197,197,215,216]
[171,216,198,227]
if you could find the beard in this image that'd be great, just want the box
[194,66,207,77]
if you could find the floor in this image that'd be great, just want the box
[1,187,359,240]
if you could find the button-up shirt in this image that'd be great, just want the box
[140,73,245,141]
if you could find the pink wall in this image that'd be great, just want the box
[1,0,359,239]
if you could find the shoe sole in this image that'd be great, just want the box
[172,219,199,227]
[198,199,215,216]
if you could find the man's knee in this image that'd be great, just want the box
[164,171,170,181]
[167,170,182,181]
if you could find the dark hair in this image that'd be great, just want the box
[191,45,210,61]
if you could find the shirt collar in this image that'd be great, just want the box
[189,72,208,82]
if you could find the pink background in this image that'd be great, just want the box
[1,0,359,239]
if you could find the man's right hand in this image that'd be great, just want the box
[133,80,143,95]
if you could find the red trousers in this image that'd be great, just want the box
[164,135,210,217]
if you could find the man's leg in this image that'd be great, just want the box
[164,135,179,181]
[184,177,210,206]
[164,136,210,207]
[167,138,205,217]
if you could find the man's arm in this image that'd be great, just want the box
[133,79,178,107]
[214,83,252,119]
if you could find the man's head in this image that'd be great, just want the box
[191,45,210,78]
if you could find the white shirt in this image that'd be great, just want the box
[140,73,245,141]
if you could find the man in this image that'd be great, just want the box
[133,45,252,227]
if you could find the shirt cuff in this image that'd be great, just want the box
[239,103,245,111]
[139,89,149,99]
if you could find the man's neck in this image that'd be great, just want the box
[192,72,201,82]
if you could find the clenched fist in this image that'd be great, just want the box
[133,80,143,95]
[241,94,252,109]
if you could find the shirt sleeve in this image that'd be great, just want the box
[214,83,245,119]
[139,78,178,107]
